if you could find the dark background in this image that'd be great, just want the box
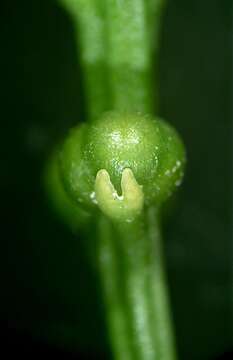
[0,0,232,359]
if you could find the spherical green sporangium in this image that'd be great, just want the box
[59,111,186,210]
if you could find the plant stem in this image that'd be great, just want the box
[147,0,166,50]
[59,1,177,359]
[146,207,177,360]
[60,0,166,118]
[97,207,176,360]
[104,0,153,113]
[60,0,110,120]
[98,215,134,360]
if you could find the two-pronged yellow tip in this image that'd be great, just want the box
[95,168,144,222]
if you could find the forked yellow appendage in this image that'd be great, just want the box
[95,168,144,222]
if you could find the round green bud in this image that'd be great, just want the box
[44,149,90,231]
[59,111,186,216]
[59,124,95,210]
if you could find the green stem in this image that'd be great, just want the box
[60,0,110,120]
[146,207,177,360]
[104,0,153,113]
[98,215,134,360]
[60,0,165,118]
[147,0,166,111]
[147,0,166,50]
[98,207,177,360]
